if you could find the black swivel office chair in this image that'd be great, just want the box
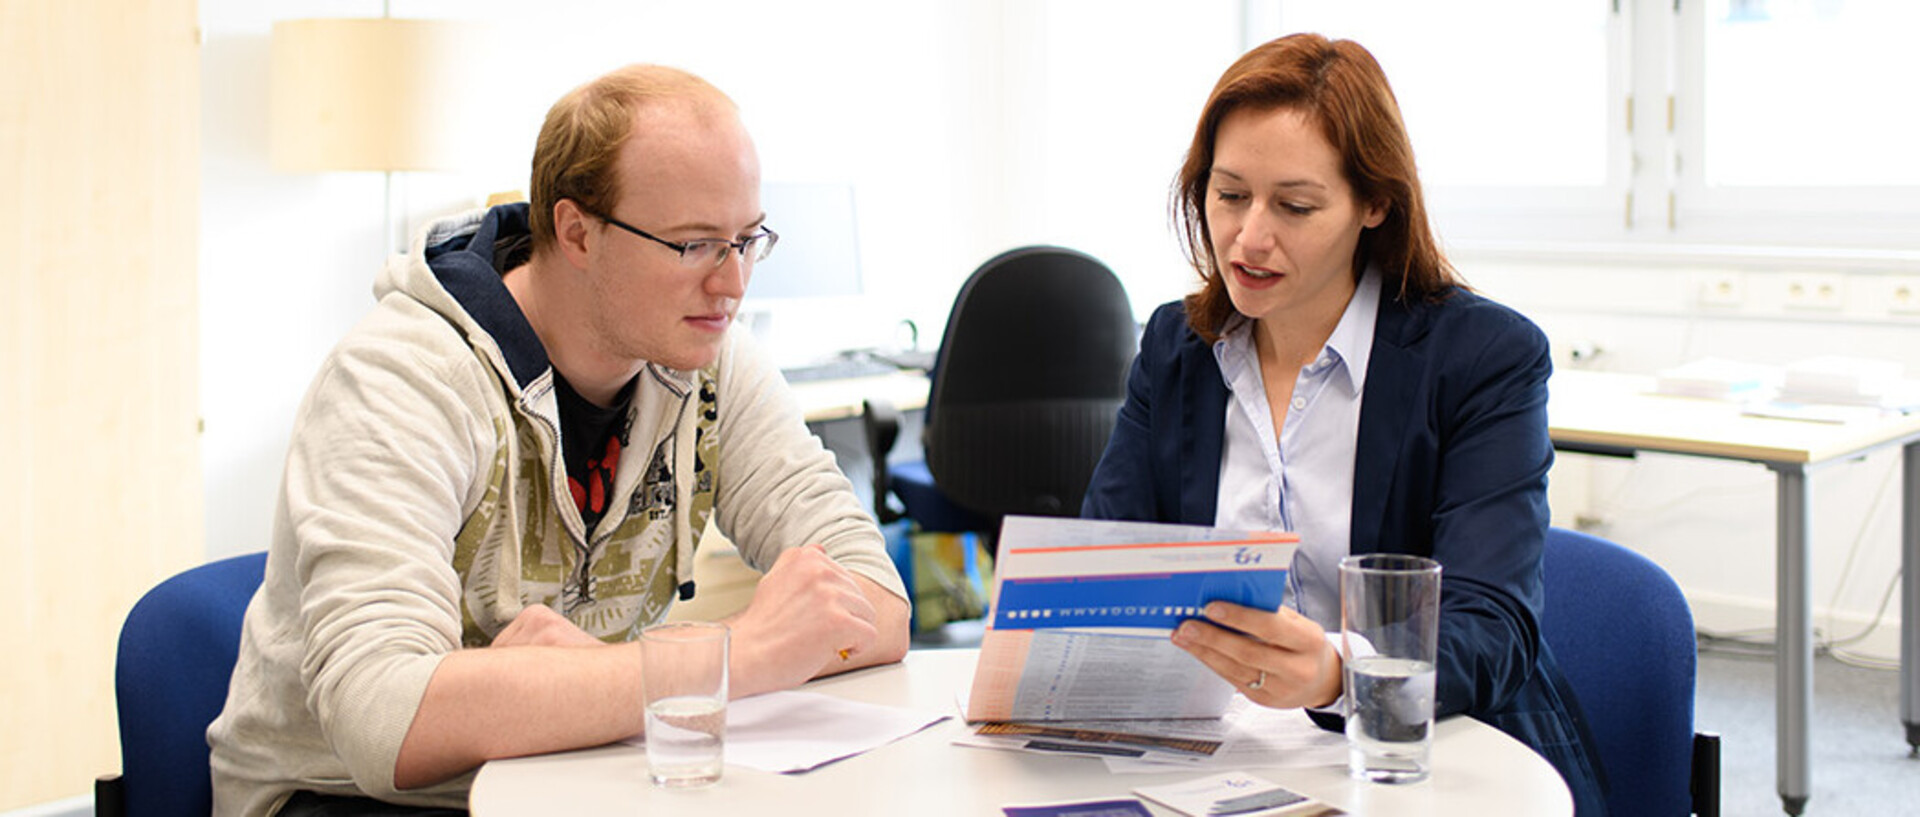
[864,245,1135,554]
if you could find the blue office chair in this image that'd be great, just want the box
[1541,527,1720,817]
[96,551,267,817]
[863,245,1135,550]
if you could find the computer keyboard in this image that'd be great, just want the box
[871,349,936,371]
[779,354,903,383]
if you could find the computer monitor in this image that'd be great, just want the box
[740,181,881,367]
[752,181,864,300]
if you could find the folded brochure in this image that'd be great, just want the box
[965,516,1298,722]
[1134,772,1344,816]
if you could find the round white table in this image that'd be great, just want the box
[472,648,1570,816]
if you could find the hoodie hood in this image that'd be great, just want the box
[375,203,553,397]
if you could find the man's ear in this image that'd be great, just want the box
[551,198,595,268]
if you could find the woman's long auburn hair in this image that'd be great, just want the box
[1175,33,1463,343]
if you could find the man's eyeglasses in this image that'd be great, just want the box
[591,210,778,269]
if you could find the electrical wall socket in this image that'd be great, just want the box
[1890,276,1920,315]
[1781,272,1846,311]
[1698,271,1745,307]
[1565,338,1604,365]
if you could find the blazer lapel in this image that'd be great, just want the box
[1351,296,1427,553]
[1177,333,1227,526]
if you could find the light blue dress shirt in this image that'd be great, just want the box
[1212,268,1381,630]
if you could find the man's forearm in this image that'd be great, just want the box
[393,642,644,790]
[393,577,907,789]
[834,575,911,673]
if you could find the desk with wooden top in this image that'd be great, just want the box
[789,370,929,424]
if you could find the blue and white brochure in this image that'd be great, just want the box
[964,516,1297,722]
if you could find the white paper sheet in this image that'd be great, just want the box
[626,689,949,774]
[1101,699,1346,774]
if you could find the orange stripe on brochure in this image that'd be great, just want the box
[1007,535,1298,555]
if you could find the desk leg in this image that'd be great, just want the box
[1904,442,1920,755]
[1773,464,1812,816]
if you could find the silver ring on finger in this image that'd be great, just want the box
[1246,669,1266,690]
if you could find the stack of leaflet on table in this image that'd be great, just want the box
[1651,357,1780,400]
[955,695,1347,773]
[1742,356,1920,422]
[1776,356,1908,407]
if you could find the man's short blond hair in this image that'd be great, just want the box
[528,64,735,254]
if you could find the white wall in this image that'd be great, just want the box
[199,0,1239,560]
[201,1,1907,658]
[201,0,391,560]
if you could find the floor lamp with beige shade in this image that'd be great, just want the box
[270,15,494,254]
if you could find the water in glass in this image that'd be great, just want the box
[645,695,725,787]
[1346,655,1437,783]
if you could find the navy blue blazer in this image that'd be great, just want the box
[1083,293,1606,815]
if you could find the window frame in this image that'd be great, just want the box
[1256,0,1920,258]
[1670,0,1920,251]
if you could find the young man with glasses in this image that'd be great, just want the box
[208,64,911,816]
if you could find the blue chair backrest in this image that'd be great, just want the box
[1541,527,1697,816]
[114,551,266,817]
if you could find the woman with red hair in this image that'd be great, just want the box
[1083,33,1606,814]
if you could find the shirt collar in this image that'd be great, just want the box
[1211,264,1382,392]
[1327,265,1381,390]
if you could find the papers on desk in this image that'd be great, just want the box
[1134,772,1345,816]
[1780,355,1903,405]
[1652,357,1780,400]
[1144,701,1347,774]
[1648,356,1920,422]
[627,689,948,774]
[964,516,1297,723]
[1000,798,1155,817]
[1739,399,1892,425]
[1772,356,1920,414]
[955,696,1346,773]
[957,715,1230,764]
[1746,357,1920,422]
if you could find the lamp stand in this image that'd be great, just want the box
[383,169,406,258]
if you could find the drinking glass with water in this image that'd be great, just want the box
[1338,554,1441,784]
[640,621,730,787]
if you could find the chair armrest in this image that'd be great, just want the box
[1691,731,1721,817]
[96,774,126,817]
[861,398,903,524]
